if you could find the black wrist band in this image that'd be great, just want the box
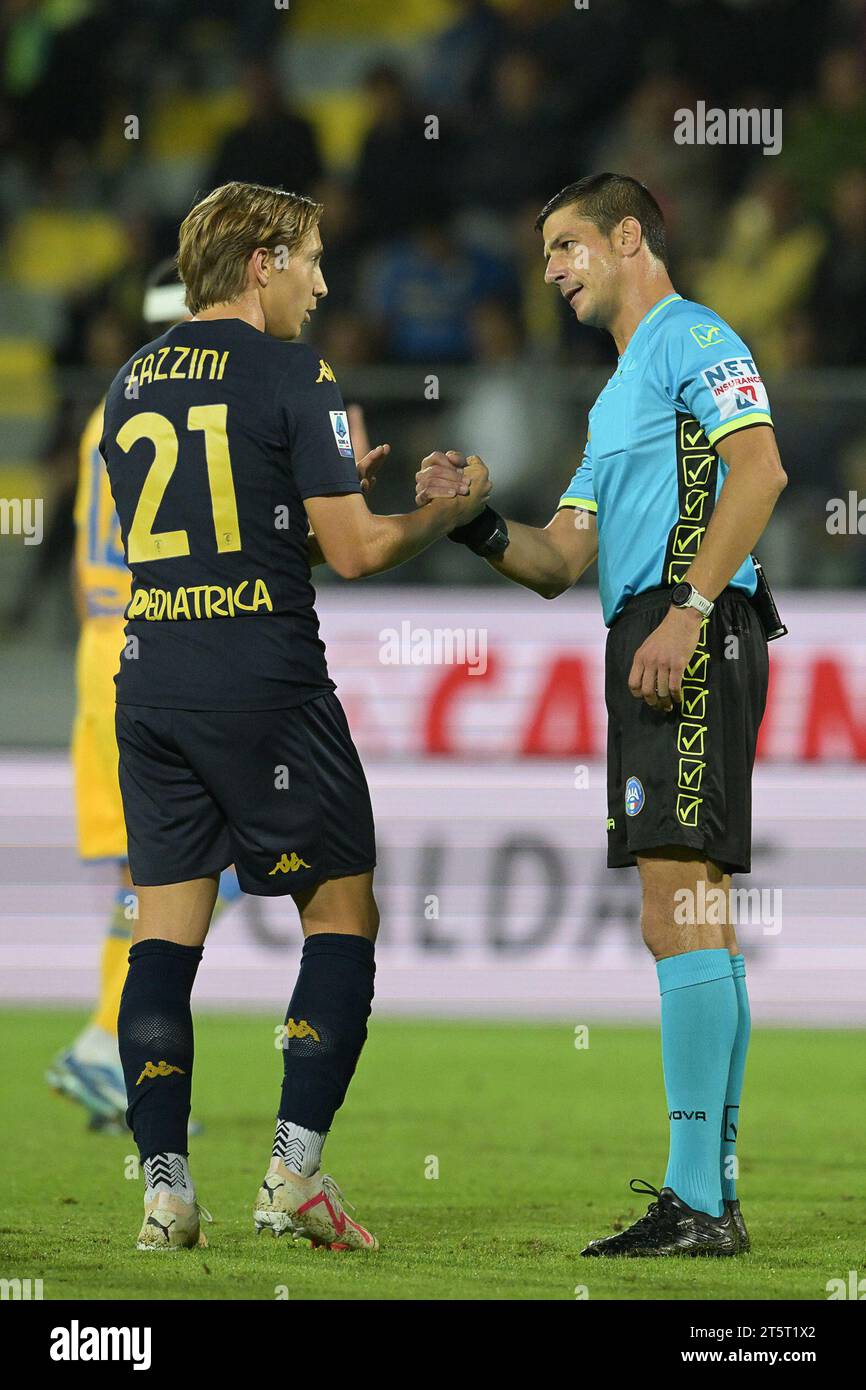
[447,505,508,555]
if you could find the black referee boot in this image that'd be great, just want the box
[581,1179,740,1257]
[725,1197,750,1252]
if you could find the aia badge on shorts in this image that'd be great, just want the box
[625,775,645,817]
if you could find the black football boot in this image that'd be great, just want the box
[581,1179,740,1257]
[725,1197,750,1252]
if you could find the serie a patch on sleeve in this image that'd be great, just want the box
[329,410,354,458]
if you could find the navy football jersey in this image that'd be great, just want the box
[100,319,361,709]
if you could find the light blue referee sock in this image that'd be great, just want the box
[721,953,750,1202]
[656,948,738,1218]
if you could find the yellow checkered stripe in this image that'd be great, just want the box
[659,411,720,832]
[676,619,712,829]
[662,415,719,588]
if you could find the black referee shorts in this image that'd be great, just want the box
[605,586,769,875]
[116,691,376,896]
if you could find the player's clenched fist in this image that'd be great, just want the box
[416,450,474,505]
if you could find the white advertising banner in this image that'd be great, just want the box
[1,589,863,1022]
[1,758,863,1024]
[314,587,866,763]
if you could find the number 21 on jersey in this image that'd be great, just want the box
[116,404,241,562]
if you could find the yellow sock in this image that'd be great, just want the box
[91,902,132,1036]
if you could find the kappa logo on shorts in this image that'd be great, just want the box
[624,775,644,816]
[268,851,312,875]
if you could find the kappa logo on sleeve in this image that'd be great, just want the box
[329,410,355,458]
[316,358,336,383]
[701,357,770,421]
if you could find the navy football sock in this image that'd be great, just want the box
[278,933,375,1138]
[118,939,202,1162]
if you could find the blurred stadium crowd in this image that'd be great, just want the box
[2,0,866,625]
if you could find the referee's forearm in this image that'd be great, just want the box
[486,519,576,599]
[685,459,786,601]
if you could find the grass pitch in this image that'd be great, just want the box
[1,1010,862,1301]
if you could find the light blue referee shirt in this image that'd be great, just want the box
[558,293,773,625]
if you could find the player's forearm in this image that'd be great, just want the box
[486,518,585,599]
[349,500,468,578]
[684,457,787,601]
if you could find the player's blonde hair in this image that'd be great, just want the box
[177,182,323,314]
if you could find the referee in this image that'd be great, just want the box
[416,173,787,1257]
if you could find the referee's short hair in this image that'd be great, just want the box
[535,174,669,268]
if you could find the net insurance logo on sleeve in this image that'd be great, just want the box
[701,357,769,420]
[329,410,354,458]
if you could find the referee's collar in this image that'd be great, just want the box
[619,293,683,362]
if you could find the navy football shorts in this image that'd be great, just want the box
[116,691,376,895]
[605,586,769,876]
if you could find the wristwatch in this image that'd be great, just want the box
[670,581,714,617]
[447,505,510,559]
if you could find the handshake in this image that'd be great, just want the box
[378,448,503,557]
[350,404,493,533]
[415,452,509,556]
[358,438,491,522]
[334,404,509,575]
[414,450,489,514]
